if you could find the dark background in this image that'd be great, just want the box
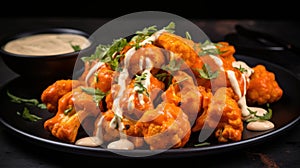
[2,0,299,20]
[1,1,300,167]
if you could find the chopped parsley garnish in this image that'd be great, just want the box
[134,72,149,97]
[196,63,219,80]
[246,104,273,122]
[194,142,211,147]
[185,31,192,40]
[173,77,188,85]
[64,106,73,115]
[70,43,81,52]
[81,87,107,106]
[198,40,223,56]
[161,59,183,73]
[131,21,176,48]
[235,65,248,73]
[163,22,176,34]
[155,72,173,88]
[7,90,45,122]
[81,38,128,71]
[131,25,158,45]
[7,90,46,109]
[17,107,42,122]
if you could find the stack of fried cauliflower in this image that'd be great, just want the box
[40,22,283,150]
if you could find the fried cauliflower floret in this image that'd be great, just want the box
[161,70,200,124]
[216,42,236,68]
[191,55,229,90]
[136,102,191,150]
[44,87,101,143]
[41,79,83,113]
[125,44,168,76]
[192,87,243,142]
[108,110,145,148]
[108,71,165,120]
[83,110,145,148]
[154,32,199,67]
[246,65,283,105]
[89,63,115,93]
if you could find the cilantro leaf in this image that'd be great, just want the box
[17,107,42,122]
[196,63,219,79]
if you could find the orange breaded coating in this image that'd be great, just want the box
[136,102,191,150]
[191,55,229,90]
[90,63,115,93]
[216,42,236,68]
[41,79,82,113]
[161,71,201,124]
[192,87,243,142]
[246,64,283,105]
[155,32,199,67]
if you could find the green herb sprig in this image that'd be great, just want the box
[81,87,107,106]
[194,142,211,147]
[7,90,46,109]
[235,65,248,73]
[246,104,273,122]
[134,72,149,97]
[7,90,45,122]
[196,63,219,80]
[17,107,42,122]
[70,43,81,52]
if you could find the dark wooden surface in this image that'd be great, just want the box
[0,17,299,168]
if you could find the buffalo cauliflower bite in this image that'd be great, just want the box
[44,87,102,143]
[89,63,115,93]
[124,44,168,76]
[246,64,283,105]
[90,110,144,147]
[192,87,243,142]
[41,79,82,113]
[161,70,201,125]
[155,32,200,68]
[136,102,191,150]
[108,71,165,120]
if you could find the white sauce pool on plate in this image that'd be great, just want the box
[107,138,134,150]
[247,120,274,131]
[4,33,90,56]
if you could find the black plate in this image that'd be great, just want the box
[0,54,300,158]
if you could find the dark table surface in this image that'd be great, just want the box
[0,16,300,168]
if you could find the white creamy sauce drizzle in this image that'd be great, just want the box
[105,30,162,149]
[75,114,104,146]
[139,29,166,46]
[227,61,274,131]
[232,61,254,79]
[4,33,90,56]
[208,54,224,71]
[85,61,105,85]
[107,136,135,150]
[202,42,217,51]
[127,95,135,111]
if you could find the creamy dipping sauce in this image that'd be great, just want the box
[247,120,274,131]
[3,33,90,56]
